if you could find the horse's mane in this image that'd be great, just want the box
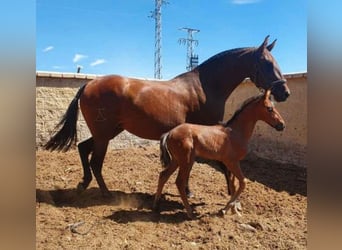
[198,47,255,68]
[222,93,263,127]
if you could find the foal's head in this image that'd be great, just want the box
[254,90,285,131]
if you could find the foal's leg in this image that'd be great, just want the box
[153,161,178,210]
[189,160,232,196]
[185,164,194,198]
[221,161,246,216]
[176,163,195,219]
[216,161,233,195]
[77,137,94,193]
[228,173,236,197]
[90,139,110,197]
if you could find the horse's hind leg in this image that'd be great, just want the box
[77,137,94,193]
[208,161,232,196]
[219,162,233,196]
[90,139,110,197]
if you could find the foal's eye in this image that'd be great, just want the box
[267,106,273,112]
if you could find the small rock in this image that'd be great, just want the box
[238,223,257,232]
[248,221,263,230]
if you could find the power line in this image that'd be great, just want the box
[178,27,200,71]
[149,0,168,79]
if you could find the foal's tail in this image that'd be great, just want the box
[160,132,172,168]
[44,84,86,152]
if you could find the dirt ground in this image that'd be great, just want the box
[36,145,307,249]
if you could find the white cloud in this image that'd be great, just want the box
[52,65,63,69]
[43,46,54,52]
[90,59,106,66]
[231,0,261,4]
[73,53,87,63]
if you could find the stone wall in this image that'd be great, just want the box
[36,71,307,167]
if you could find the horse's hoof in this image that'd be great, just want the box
[153,207,161,213]
[102,191,112,198]
[187,213,196,220]
[76,183,86,194]
[152,203,160,212]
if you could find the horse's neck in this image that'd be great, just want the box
[198,49,255,99]
[229,107,257,146]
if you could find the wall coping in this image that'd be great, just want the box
[36,71,307,80]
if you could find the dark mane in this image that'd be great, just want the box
[222,93,263,127]
[198,47,255,68]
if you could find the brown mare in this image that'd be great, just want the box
[44,36,290,197]
[154,90,285,219]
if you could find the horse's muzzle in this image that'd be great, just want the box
[271,79,290,102]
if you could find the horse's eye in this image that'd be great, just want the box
[267,106,273,112]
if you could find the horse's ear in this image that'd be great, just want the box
[267,39,277,52]
[257,35,270,53]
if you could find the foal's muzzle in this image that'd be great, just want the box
[274,123,285,131]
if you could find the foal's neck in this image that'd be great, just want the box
[229,106,258,146]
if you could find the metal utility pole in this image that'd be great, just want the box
[149,0,168,79]
[178,27,200,71]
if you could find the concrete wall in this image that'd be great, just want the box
[223,73,307,168]
[36,71,307,167]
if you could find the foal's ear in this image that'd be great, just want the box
[264,89,271,100]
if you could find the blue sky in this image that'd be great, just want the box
[36,0,307,79]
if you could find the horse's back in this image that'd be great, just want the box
[79,75,190,140]
[82,75,127,98]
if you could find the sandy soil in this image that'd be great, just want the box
[36,145,307,249]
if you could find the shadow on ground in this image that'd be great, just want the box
[241,154,307,196]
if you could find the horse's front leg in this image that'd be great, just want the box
[216,161,233,196]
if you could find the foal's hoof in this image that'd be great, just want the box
[230,202,242,216]
[219,209,227,217]
[219,204,242,217]
[186,191,194,198]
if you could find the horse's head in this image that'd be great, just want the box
[256,90,285,131]
[250,36,290,102]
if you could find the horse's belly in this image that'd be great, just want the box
[118,98,186,139]
[123,120,172,140]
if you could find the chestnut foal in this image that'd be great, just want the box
[153,90,285,219]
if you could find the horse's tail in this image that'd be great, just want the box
[160,132,172,168]
[44,84,87,152]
